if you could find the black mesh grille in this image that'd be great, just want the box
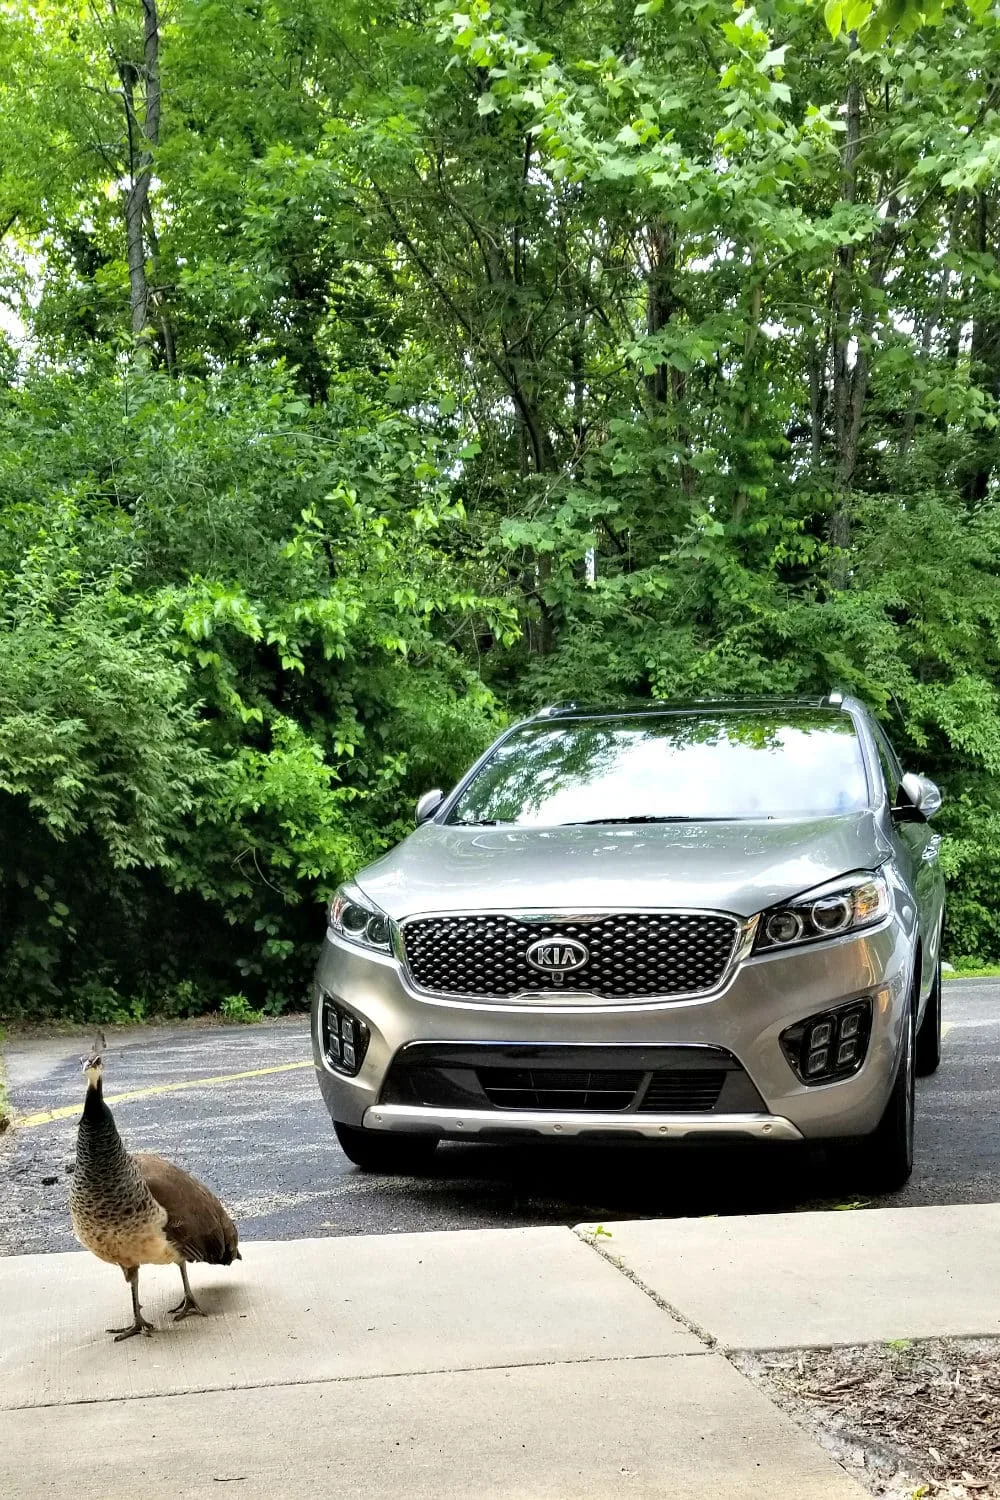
[475,1066,728,1113]
[478,1068,642,1111]
[378,1043,765,1117]
[401,912,740,998]
[639,1070,726,1112]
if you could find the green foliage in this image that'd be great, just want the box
[823,0,991,51]
[219,992,256,1024]
[0,367,506,1017]
[1,0,1000,1018]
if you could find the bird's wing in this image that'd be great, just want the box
[133,1153,240,1266]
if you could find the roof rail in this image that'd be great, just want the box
[535,701,579,719]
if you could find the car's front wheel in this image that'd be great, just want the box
[334,1120,439,1174]
[915,958,942,1076]
[858,995,916,1194]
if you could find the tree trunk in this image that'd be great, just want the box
[961,191,1000,505]
[143,203,177,372]
[118,0,161,341]
[645,219,695,498]
[645,219,673,407]
[829,39,862,588]
[808,340,824,466]
[732,275,763,525]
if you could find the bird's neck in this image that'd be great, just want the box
[76,1079,130,1181]
[83,1071,104,1111]
[81,1075,116,1133]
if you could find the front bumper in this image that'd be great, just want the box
[311,915,914,1143]
[363,1104,801,1141]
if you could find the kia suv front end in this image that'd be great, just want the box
[311,697,945,1191]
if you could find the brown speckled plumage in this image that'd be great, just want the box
[70,1040,239,1341]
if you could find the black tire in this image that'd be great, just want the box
[915,958,942,1076]
[859,994,916,1194]
[334,1120,439,1174]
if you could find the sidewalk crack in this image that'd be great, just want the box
[3,1349,711,1413]
[576,1227,717,1349]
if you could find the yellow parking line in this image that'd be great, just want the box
[14,1060,314,1129]
[941,1023,954,1040]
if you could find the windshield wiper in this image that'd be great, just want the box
[564,814,702,825]
[454,818,509,827]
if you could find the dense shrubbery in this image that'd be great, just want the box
[0,370,509,1018]
[2,0,1000,1018]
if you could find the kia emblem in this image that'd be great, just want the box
[525,935,589,980]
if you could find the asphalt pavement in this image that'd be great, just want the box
[2,978,998,1255]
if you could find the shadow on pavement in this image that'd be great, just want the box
[364,1139,871,1228]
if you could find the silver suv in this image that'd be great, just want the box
[311,696,945,1191]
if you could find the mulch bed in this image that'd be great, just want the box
[734,1339,1000,1498]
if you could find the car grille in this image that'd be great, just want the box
[378,1043,765,1117]
[400,912,740,998]
[639,1070,726,1112]
[477,1066,727,1113]
[478,1068,642,1111]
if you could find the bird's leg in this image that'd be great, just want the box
[169,1261,206,1321]
[106,1267,155,1342]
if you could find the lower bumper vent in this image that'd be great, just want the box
[478,1068,641,1112]
[640,1070,726,1112]
[378,1044,758,1117]
[476,1066,727,1113]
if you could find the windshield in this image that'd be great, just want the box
[447,711,870,827]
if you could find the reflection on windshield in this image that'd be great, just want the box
[448,712,869,827]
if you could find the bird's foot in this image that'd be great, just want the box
[169,1294,206,1322]
[107,1315,155,1342]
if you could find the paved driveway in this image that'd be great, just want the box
[2,978,998,1254]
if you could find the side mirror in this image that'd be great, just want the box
[415,789,445,826]
[894,772,943,823]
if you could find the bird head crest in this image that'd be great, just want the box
[82,1031,106,1086]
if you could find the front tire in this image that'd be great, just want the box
[915,959,942,1076]
[860,995,916,1194]
[334,1120,439,1174]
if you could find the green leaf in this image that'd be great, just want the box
[859,0,907,47]
[843,0,873,29]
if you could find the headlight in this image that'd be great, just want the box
[754,872,890,953]
[328,884,393,952]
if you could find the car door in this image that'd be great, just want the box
[872,725,945,995]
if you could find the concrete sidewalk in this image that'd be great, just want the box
[582,1201,1000,1348]
[1,1206,997,1499]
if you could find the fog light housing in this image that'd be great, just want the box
[322,993,370,1077]
[781,999,873,1085]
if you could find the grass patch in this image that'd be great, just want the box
[944,962,1000,980]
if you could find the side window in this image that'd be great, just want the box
[872,726,902,804]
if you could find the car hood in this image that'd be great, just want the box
[356,812,892,921]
